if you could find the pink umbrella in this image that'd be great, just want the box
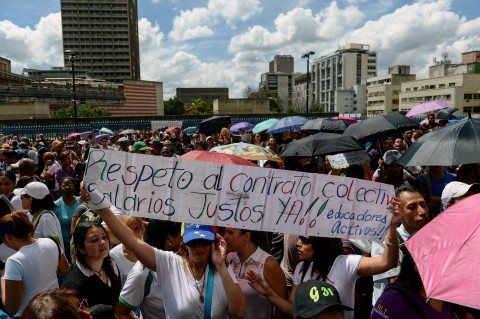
[406,193,480,309]
[67,133,81,140]
[405,100,451,117]
[331,116,359,123]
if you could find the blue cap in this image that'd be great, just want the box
[181,223,216,243]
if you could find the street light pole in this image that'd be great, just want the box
[66,50,79,132]
[302,51,315,117]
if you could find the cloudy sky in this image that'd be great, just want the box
[1,0,479,99]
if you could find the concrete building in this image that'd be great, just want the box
[269,55,294,73]
[366,65,416,115]
[311,43,377,113]
[176,87,229,104]
[0,57,163,118]
[213,98,269,115]
[60,0,141,83]
[399,52,480,115]
[292,73,307,112]
[259,55,295,110]
[335,85,367,115]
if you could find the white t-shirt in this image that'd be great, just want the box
[293,255,362,319]
[30,210,64,245]
[154,249,238,319]
[109,244,136,287]
[3,238,60,317]
[119,261,165,319]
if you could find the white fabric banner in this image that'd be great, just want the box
[84,150,394,241]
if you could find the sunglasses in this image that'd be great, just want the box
[186,239,213,247]
[299,236,312,245]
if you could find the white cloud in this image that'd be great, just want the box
[342,0,465,77]
[168,8,214,41]
[0,13,63,72]
[228,3,363,53]
[208,0,262,27]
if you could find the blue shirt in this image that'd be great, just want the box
[417,171,456,197]
[54,196,80,242]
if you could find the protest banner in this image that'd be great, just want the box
[84,149,395,242]
[151,120,183,132]
[326,150,371,169]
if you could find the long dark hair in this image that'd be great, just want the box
[143,220,181,250]
[389,246,422,293]
[31,194,57,213]
[300,237,345,282]
[73,221,121,293]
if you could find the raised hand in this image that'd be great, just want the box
[387,196,403,226]
[245,269,271,296]
[211,233,227,268]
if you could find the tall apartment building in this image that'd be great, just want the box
[311,43,377,113]
[269,55,294,73]
[366,65,416,115]
[399,51,480,115]
[259,55,295,110]
[60,0,141,83]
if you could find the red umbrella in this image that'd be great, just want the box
[67,133,81,140]
[179,150,258,167]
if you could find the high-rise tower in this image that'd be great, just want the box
[60,0,141,83]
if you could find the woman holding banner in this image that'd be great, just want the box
[245,199,402,319]
[80,182,246,319]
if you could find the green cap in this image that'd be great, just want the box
[132,141,148,151]
[293,280,352,319]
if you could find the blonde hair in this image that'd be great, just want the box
[119,215,145,234]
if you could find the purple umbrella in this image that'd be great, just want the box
[80,131,93,139]
[406,100,451,117]
[95,134,111,143]
[230,122,254,133]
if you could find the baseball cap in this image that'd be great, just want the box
[20,181,50,199]
[148,139,162,147]
[441,181,480,207]
[132,141,148,151]
[383,150,401,165]
[181,223,216,244]
[118,137,129,143]
[293,280,352,319]
[51,140,63,149]
[1,143,10,149]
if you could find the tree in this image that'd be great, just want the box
[243,87,282,113]
[185,99,213,115]
[51,105,110,118]
[164,96,185,115]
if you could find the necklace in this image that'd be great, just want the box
[192,268,207,304]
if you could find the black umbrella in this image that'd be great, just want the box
[343,112,419,142]
[397,117,480,166]
[198,116,231,135]
[299,118,349,134]
[280,132,363,157]
[434,110,458,121]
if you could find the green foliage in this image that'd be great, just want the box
[164,96,185,115]
[285,106,296,114]
[186,99,213,115]
[243,87,283,113]
[51,105,110,118]
[310,103,326,113]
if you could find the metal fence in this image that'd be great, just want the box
[0,113,443,140]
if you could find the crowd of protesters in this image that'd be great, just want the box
[0,112,478,319]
